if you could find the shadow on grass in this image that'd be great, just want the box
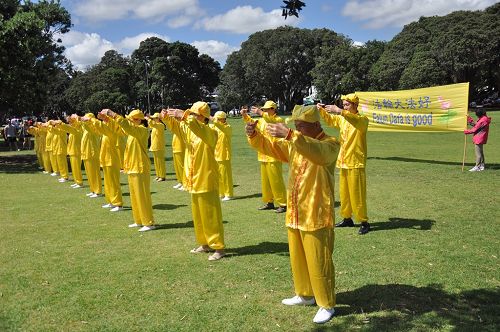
[368,156,500,169]
[228,241,289,257]
[0,154,39,173]
[314,284,499,331]
[155,220,193,230]
[230,193,262,200]
[122,191,157,197]
[152,203,187,210]
[369,217,435,232]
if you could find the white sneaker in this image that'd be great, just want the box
[469,166,479,172]
[89,193,101,198]
[313,307,335,324]
[50,172,58,176]
[138,225,156,232]
[73,184,83,188]
[42,171,49,174]
[102,203,113,208]
[58,178,68,182]
[86,192,94,197]
[479,164,485,171]
[178,186,185,191]
[281,295,316,306]
[110,206,123,212]
[173,183,182,189]
[221,196,232,201]
[128,223,141,228]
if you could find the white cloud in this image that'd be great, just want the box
[60,31,170,71]
[191,40,239,64]
[74,0,202,22]
[342,0,497,29]
[199,6,299,34]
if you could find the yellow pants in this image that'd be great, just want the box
[83,158,102,194]
[49,151,58,173]
[128,172,154,226]
[103,166,123,207]
[56,154,68,179]
[218,160,233,197]
[191,191,225,250]
[36,150,44,169]
[152,150,166,178]
[288,227,335,309]
[260,161,286,206]
[339,168,368,222]
[42,151,51,173]
[69,155,83,185]
[173,151,185,185]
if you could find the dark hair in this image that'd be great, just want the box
[475,108,486,117]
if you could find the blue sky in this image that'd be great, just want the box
[57,0,497,70]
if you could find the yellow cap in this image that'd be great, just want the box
[85,113,95,119]
[189,101,210,119]
[261,100,277,110]
[126,109,145,120]
[150,112,160,119]
[286,105,320,124]
[341,93,359,104]
[214,111,227,119]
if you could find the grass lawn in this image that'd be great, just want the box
[1,112,499,331]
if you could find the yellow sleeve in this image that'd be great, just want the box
[212,121,232,136]
[291,132,339,166]
[247,131,290,163]
[185,116,217,148]
[116,116,147,140]
[161,116,184,139]
[342,110,369,132]
[319,107,341,128]
[58,123,78,135]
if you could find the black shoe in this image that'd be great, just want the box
[275,206,287,213]
[258,203,275,210]
[335,218,355,227]
[358,222,370,235]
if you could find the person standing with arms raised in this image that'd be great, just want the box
[318,94,370,235]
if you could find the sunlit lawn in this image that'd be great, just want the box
[1,112,499,331]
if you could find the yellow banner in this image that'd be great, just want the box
[357,83,469,132]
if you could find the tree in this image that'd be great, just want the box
[0,0,71,118]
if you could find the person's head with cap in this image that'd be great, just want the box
[150,112,160,122]
[341,93,359,113]
[213,111,227,123]
[126,109,145,125]
[287,105,322,138]
[189,101,211,124]
[261,100,278,115]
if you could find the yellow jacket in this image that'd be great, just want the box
[28,127,45,152]
[243,112,284,162]
[116,116,150,174]
[59,122,82,157]
[45,126,54,152]
[163,113,218,193]
[210,121,232,161]
[51,125,68,155]
[249,129,339,231]
[319,108,368,169]
[148,119,166,152]
[171,133,185,153]
[80,121,100,161]
[91,118,120,167]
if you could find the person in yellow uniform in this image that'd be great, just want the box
[87,113,124,212]
[116,127,127,171]
[58,117,84,188]
[241,100,287,213]
[103,109,156,232]
[75,113,102,198]
[318,93,370,234]
[147,112,166,182]
[210,111,233,201]
[44,122,58,176]
[28,124,48,173]
[246,105,339,324]
[161,102,226,260]
[49,120,69,182]
[171,132,186,190]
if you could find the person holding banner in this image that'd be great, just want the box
[246,105,339,324]
[464,108,491,172]
[318,94,370,235]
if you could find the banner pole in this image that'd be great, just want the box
[462,134,467,172]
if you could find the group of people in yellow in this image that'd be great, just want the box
[26,94,369,324]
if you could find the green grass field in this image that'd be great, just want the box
[1,112,499,331]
